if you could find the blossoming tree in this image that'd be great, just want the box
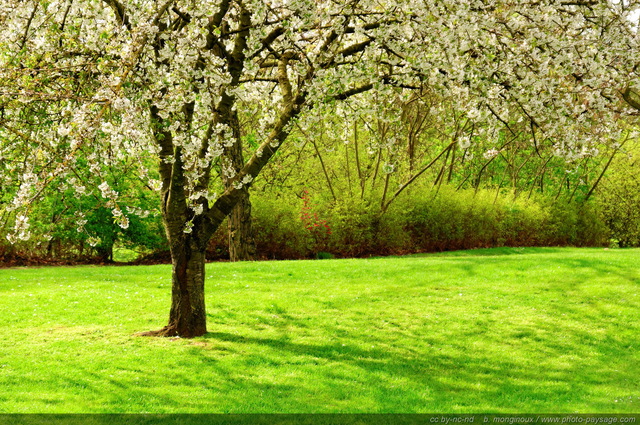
[1,0,638,337]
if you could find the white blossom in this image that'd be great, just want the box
[483,149,500,160]
[458,136,471,150]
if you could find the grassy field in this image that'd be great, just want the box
[0,247,638,413]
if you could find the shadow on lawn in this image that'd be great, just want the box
[198,330,501,409]
[194,248,640,411]
[37,302,636,413]
[440,251,640,285]
[196,322,632,412]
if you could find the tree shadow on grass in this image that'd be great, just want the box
[439,252,640,285]
[21,303,637,414]
[196,320,635,413]
[190,249,640,411]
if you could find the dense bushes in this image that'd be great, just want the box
[0,183,617,264]
[0,178,167,264]
[244,194,315,259]
[204,185,609,260]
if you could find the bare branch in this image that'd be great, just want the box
[102,0,131,30]
[622,86,640,111]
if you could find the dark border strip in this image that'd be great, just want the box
[0,414,639,425]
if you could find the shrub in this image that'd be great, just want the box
[251,195,314,259]
[1,181,610,264]
[596,146,640,247]
[390,185,605,253]
[325,198,408,257]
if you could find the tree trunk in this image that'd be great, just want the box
[141,114,210,337]
[228,188,256,261]
[166,235,207,337]
[139,232,208,338]
[223,112,256,262]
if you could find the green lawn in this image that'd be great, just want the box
[0,247,638,413]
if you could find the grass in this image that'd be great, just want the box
[0,247,638,413]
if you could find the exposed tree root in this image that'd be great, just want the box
[134,325,206,338]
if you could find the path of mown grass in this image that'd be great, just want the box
[0,247,638,413]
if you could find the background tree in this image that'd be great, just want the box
[1,0,639,337]
[597,136,640,247]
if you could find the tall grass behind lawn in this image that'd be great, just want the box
[0,247,638,413]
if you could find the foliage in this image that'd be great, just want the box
[0,175,615,263]
[250,194,314,260]
[597,139,640,247]
[251,92,634,256]
[1,248,638,412]
[394,186,608,252]
[0,159,167,262]
[203,185,608,260]
[323,198,407,257]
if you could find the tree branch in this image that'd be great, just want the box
[102,0,131,30]
[203,98,303,238]
[622,86,640,111]
[382,142,456,212]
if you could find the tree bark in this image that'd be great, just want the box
[139,167,209,337]
[165,233,207,337]
[140,84,302,337]
[228,188,256,261]
[222,111,256,262]
[222,129,256,262]
[138,231,208,338]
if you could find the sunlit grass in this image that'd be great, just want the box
[0,247,638,413]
